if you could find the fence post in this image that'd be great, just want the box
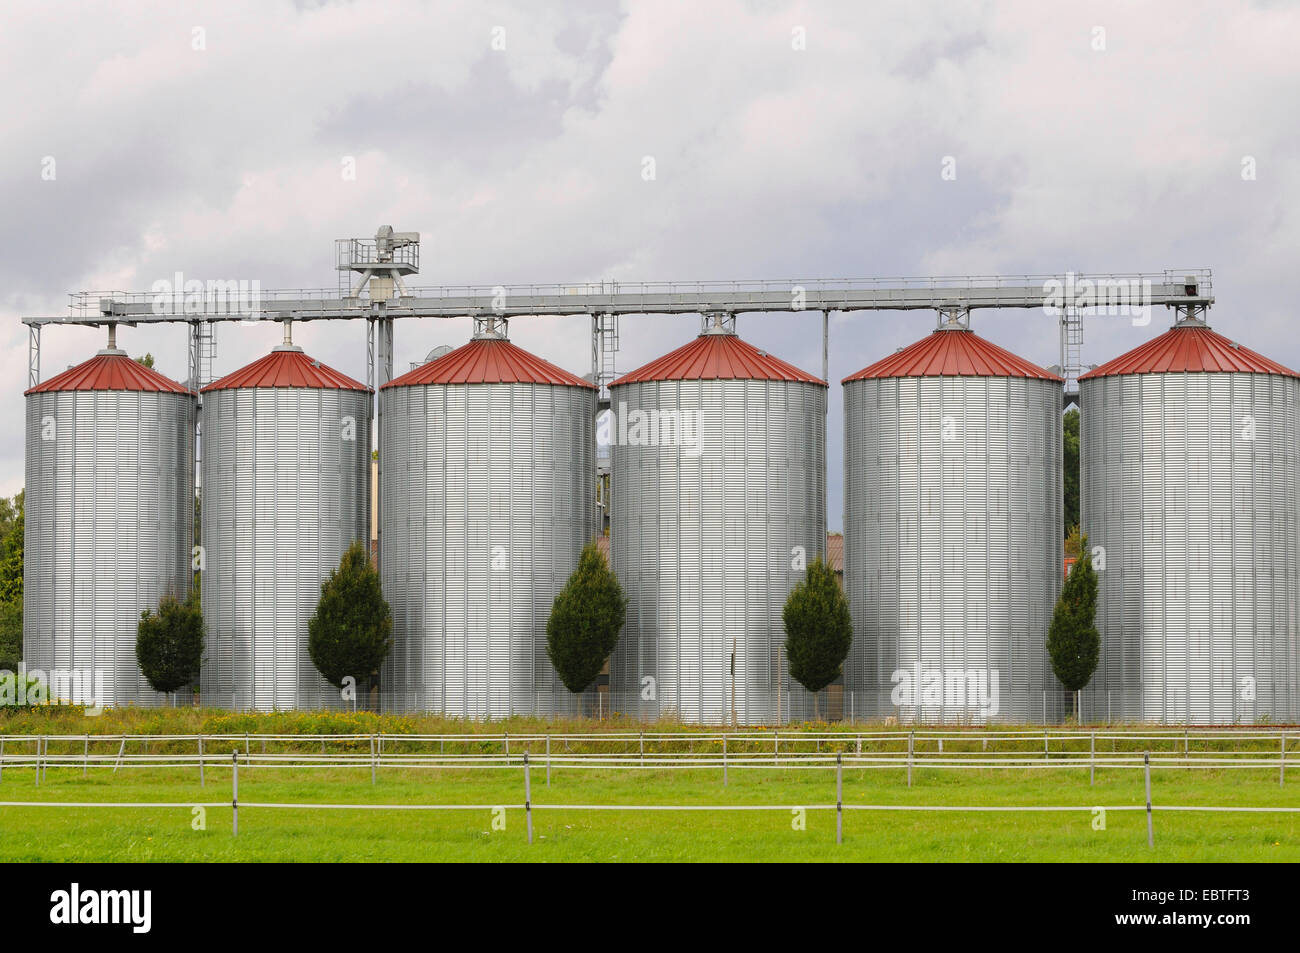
[83,735,89,777]
[523,752,533,845]
[836,752,843,845]
[34,736,42,787]
[639,731,644,763]
[198,734,205,787]
[1043,728,1048,761]
[1282,733,1288,787]
[232,750,239,836]
[1144,751,1153,848]
[774,729,779,766]
[1089,731,1095,787]
[545,734,551,787]
[504,732,509,763]
[722,734,728,787]
[112,735,125,774]
[370,734,376,785]
[0,736,4,782]
[907,730,914,788]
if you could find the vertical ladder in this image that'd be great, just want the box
[1060,303,1082,394]
[189,320,218,390]
[592,311,619,399]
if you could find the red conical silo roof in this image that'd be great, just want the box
[1079,320,1299,379]
[842,326,1061,383]
[25,350,190,395]
[612,331,825,386]
[382,336,595,389]
[202,347,369,392]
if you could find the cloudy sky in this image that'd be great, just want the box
[3,0,1297,529]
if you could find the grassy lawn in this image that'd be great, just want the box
[0,761,1296,862]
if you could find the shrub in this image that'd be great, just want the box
[307,541,392,700]
[1048,532,1101,718]
[783,557,852,718]
[137,593,205,701]
[547,542,627,694]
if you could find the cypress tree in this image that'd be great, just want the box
[782,558,853,719]
[308,541,393,698]
[1048,533,1101,719]
[137,593,205,703]
[547,541,627,697]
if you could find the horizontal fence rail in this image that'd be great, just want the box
[0,729,1293,774]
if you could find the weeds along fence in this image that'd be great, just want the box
[0,728,1295,781]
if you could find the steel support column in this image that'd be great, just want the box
[822,310,829,384]
[28,324,39,389]
[372,305,392,578]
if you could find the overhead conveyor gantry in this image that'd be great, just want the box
[21,226,1214,397]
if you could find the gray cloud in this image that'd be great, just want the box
[2,0,1298,534]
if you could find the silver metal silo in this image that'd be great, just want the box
[842,323,1064,724]
[608,327,827,725]
[199,344,371,711]
[24,346,195,709]
[1080,317,1300,724]
[378,333,597,716]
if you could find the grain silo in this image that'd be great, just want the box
[199,326,370,710]
[378,326,597,716]
[607,318,827,725]
[1080,314,1300,724]
[842,317,1064,724]
[24,328,195,708]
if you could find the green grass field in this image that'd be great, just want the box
[1,709,1295,861]
[1,762,1296,862]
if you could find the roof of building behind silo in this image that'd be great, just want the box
[201,346,370,393]
[842,326,1061,383]
[381,336,595,389]
[1079,320,1300,380]
[25,350,190,395]
[612,331,825,386]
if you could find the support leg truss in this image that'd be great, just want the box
[28,324,40,389]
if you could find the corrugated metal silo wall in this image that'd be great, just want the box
[378,382,596,715]
[200,387,370,710]
[843,376,1064,724]
[608,379,827,725]
[24,390,195,707]
[1081,372,1300,724]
